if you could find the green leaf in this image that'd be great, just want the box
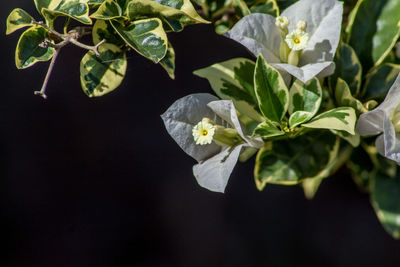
[372,0,400,66]
[363,63,400,101]
[276,0,296,11]
[111,18,168,63]
[88,0,105,7]
[127,0,209,32]
[302,107,357,135]
[288,78,322,128]
[193,58,263,122]
[6,8,35,35]
[42,0,92,25]
[372,170,400,239]
[159,42,176,79]
[302,142,349,199]
[254,131,339,189]
[15,26,55,69]
[348,145,375,192]
[329,43,362,96]
[92,19,125,46]
[34,0,62,15]
[90,0,124,20]
[233,0,251,17]
[331,130,360,147]
[334,78,365,114]
[80,43,127,97]
[253,120,284,139]
[249,0,279,16]
[346,0,398,70]
[254,55,289,123]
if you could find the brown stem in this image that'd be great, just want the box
[34,49,60,99]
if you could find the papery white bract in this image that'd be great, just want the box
[161,93,262,193]
[356,74,400,164]
[225,0,343,83]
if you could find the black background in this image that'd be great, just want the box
[1,1,400,266]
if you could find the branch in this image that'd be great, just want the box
[34,48,60,99]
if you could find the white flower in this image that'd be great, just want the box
[225,0,343,83]
[285,29,309,51]
[356,74,400,164]
[192,119,215,145]
[161,93,263,193]
[275,16,289,30]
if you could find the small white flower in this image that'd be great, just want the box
[285,29,309,51]
[275,16,289,30]
[296,20,307,31]
[192,119,215,145]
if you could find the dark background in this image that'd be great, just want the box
[1,1,400,266]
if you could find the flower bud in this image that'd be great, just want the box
[275,16,289,32]
[296,20,307,31]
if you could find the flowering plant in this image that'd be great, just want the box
[7,0,400,239]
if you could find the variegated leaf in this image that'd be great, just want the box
[92,19,124,46]
[288,78,322,128]
[15,26,55,69]
[88,0,105,7]
[372,171,400,239]
[363,64,400,101]
[193,58,263,122]
[159,42,176,79]
[253,120,284,139]
[127,0,209,32]
[111,18,168,63]
[254,55,289,123]
[6,8,35,35]
[329,42,362,96]
[90,0,124,20]
[302,107,357,135]
[249,0,279,16]
[80,43,127,97]
[254,131,339,190]
[335,78,365,114]
[42,0,92,25]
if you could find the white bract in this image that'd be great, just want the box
[225,0,343,83]
[356,74,400,164]
[161,93,263,193]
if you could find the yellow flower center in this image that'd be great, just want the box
[202,130,208,136]
[294,38,300,44]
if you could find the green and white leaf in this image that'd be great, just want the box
[302,107,357,135]
[331,129,360,147]
[372,0,400,66]
[193,58,263,122]
[254,55,289,123]
[363,63,400,101]
[15,26,55,69]
[253,120,284,139]
[329,43,362,96]
[92,19,124,46]
[88,0,105,7]
[34,0,62,15]
[127,0,209,32]
[111,18,168,63]
[288,78,322,128]
[371,171,400,239]
[80,43,127,97]
[346,0,397,69]
[90,0,124,20]
[233,0,251,17]
[6,8,35,35]
[41,0,92,25]
[159,42,176,79]
[254,131,339,190]
[249,0,279,16]
[334,78,365,114]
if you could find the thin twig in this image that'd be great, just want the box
[34,49,60,99]
[69,38,106,56]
